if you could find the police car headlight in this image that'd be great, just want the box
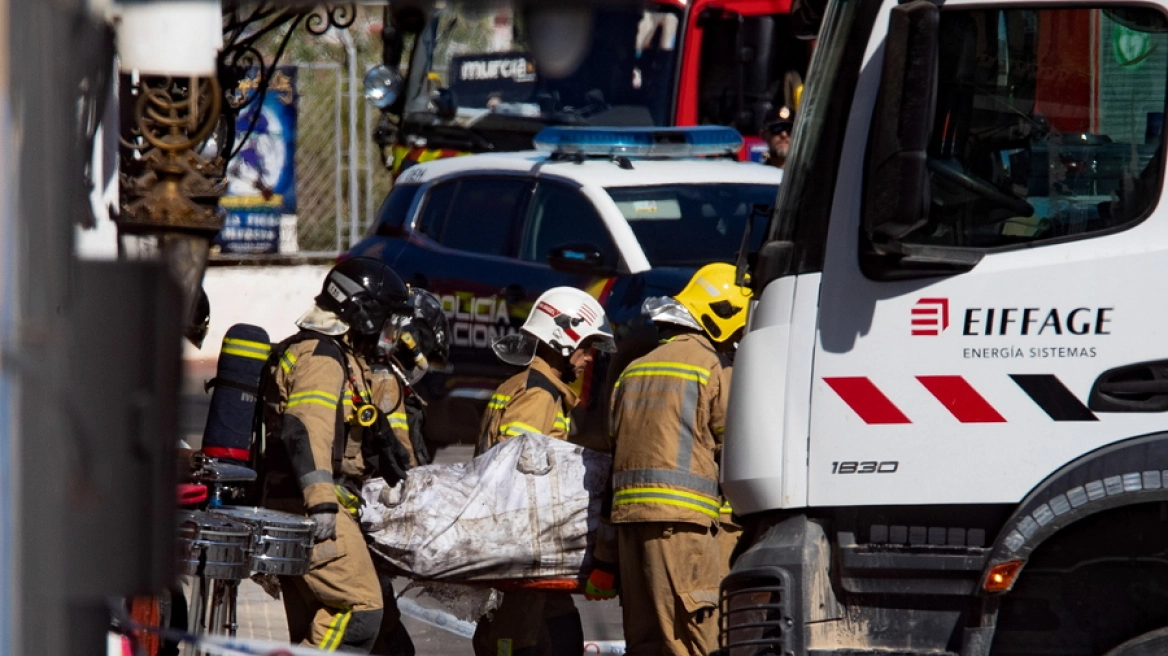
[364,65,403,110]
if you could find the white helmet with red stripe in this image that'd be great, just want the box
[525,287,615,356]
[493,287,615,366]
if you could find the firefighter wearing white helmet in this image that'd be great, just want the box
[602,263,751,656]
[478,286,615,453]
[472,286,614,656]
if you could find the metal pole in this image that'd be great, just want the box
[0,1,19,652]
[342,29,360,249]
[333,65,343,253]
[364,78,375,232]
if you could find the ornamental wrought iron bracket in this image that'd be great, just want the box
[117,2,359,238]
[114,2,358,335]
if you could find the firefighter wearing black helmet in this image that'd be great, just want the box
[258,257,412,653]
[366,288,452,656]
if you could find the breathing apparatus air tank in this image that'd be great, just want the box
[201,324,271,465]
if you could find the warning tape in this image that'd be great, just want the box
[824,373,1098,424]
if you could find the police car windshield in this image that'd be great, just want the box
[606,184,778,266]
[439,5,681,127]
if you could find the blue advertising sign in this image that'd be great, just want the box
[221,67,297,214]
[214,212,283,254]
[218,67,298,254]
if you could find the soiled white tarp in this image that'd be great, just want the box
[360,432,612,581]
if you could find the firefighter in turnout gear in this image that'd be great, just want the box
[370,288,451,469]
[606,263,750,656]
[367,288,451,656]
[472,287,615,656]
[259,257,413,653]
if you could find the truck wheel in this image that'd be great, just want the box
[1103,627,1168,656]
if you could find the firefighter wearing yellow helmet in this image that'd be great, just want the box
[596,263,751,655]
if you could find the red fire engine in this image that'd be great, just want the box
[367,0,812,172]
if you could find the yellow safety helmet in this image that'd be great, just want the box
[674,263,752,343]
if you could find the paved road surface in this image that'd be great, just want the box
[180,371,625,653]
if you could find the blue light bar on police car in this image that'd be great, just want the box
[533,126,743,158]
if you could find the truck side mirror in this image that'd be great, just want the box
[547,244,613,275]
[862,0,939,249]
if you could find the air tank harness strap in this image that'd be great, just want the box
[204,376,261,396]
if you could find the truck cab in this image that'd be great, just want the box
[371,0,810,172]
[723,0,1168,654]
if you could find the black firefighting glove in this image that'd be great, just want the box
[309,509,337,542]
[368,411,412,487]
[405,394,431,466]
[380,435,411,488]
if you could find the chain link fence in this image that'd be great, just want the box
[209,6,505,260]
[293,62,345,254]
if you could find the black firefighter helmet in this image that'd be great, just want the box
[405,288,451,371]
[317,257,410,336]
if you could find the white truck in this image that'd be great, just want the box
[721,1,1168,654]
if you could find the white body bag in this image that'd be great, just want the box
[360,432,611,581]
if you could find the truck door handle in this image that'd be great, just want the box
[1089,359,1168,412]
[503,284,525,304]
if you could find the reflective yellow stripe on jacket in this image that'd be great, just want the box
[388,412,408,431]
[500,421,542,437]
[615,361,711,387]
[613,486,721,519]
[487,393,511,410]
[287,390,339,410]
[279,349,298,373]
[553,412,571,433]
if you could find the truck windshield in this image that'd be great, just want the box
[606,183,778,266]
[900,6,1168,249]
[436,4,681,127]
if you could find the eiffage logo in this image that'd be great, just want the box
[911,298,950,336]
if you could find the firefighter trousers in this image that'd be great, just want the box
[472,589,582,656]
[370,551,415,656]
[616,522,725,656]
[279,510,384,652]
[718,523,743,570]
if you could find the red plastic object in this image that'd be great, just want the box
[177,484,208,507]
[474,578,583,592]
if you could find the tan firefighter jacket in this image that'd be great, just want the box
[370,367,415,467]
[609,332,732,527]
[476,355,579,455]
[262,333,377,514]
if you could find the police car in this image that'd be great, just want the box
[347,126,782,448]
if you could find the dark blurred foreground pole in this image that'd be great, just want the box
[0,5,15,655]
[2,2,181,655]
[0,1,630,654]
